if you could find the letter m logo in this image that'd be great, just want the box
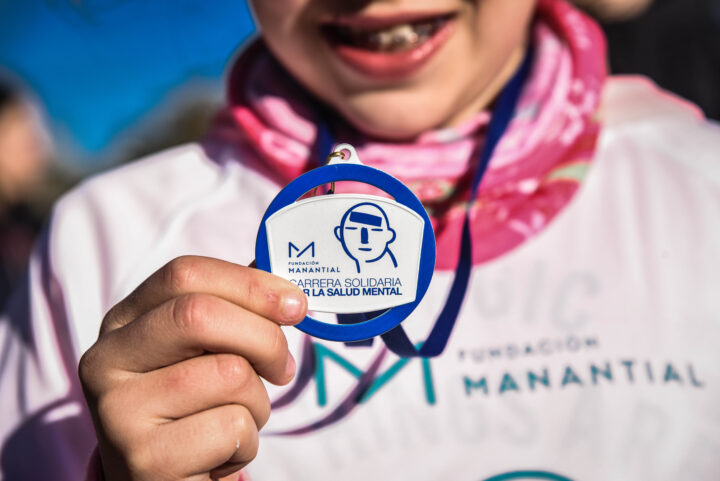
[313,343,436,406]
[289,242,315,258]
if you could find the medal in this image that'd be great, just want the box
[255,143,436,342]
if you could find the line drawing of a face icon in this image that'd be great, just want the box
[334,202,397,274]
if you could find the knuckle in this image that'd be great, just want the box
[214,355,271,429]
[126,442,155,478]
[172,293,214,336]
[227,406,258,457]
[99,305,122,334]
[227,405,250,435]
[77,346,99,386]
[78,345,115,397]
[163,256,198,293]
[100,285,145,336]
[214,354,251,388]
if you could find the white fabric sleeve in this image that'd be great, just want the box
[0,221,96,480]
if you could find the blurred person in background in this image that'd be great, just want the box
[575,0,720,119]
[0,79,51,308]
[1,1,719,481]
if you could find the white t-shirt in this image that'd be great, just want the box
[1,77,719,481]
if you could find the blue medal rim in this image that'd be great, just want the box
[255,163,436,342]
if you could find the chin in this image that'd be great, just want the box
[350,116,436,140]
[336,97,449,140]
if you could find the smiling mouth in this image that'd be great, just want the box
[321,14,455,53]
[319,12,456,79]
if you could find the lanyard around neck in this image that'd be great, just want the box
[317,48,533,358]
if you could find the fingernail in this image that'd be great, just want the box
[285,352,296,379]
[281,294,305,321]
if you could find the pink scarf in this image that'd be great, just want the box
[210,0,607,270]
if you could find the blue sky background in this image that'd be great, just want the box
[0,0,256,168]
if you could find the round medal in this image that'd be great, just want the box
[255,144,436,342]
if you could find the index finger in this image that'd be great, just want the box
[102,256,306,334]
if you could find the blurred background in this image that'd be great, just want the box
[0,0,719,307]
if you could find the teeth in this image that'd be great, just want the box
[366,25,419,51]
[390,25,419,49]
[332,18,447,52]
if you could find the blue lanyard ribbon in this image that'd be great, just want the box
[317,48,533,358]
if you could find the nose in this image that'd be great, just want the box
[361,227,369,244]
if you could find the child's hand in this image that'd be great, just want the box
[78,256,307,481]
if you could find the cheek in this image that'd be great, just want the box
[435,0,537,99]
[466,0,536,59]
[250,0,324,84]
[251,0,305,51]
[250,0,307,24]
[451,0,535,93]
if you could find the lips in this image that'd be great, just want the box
[320,12,456,79]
